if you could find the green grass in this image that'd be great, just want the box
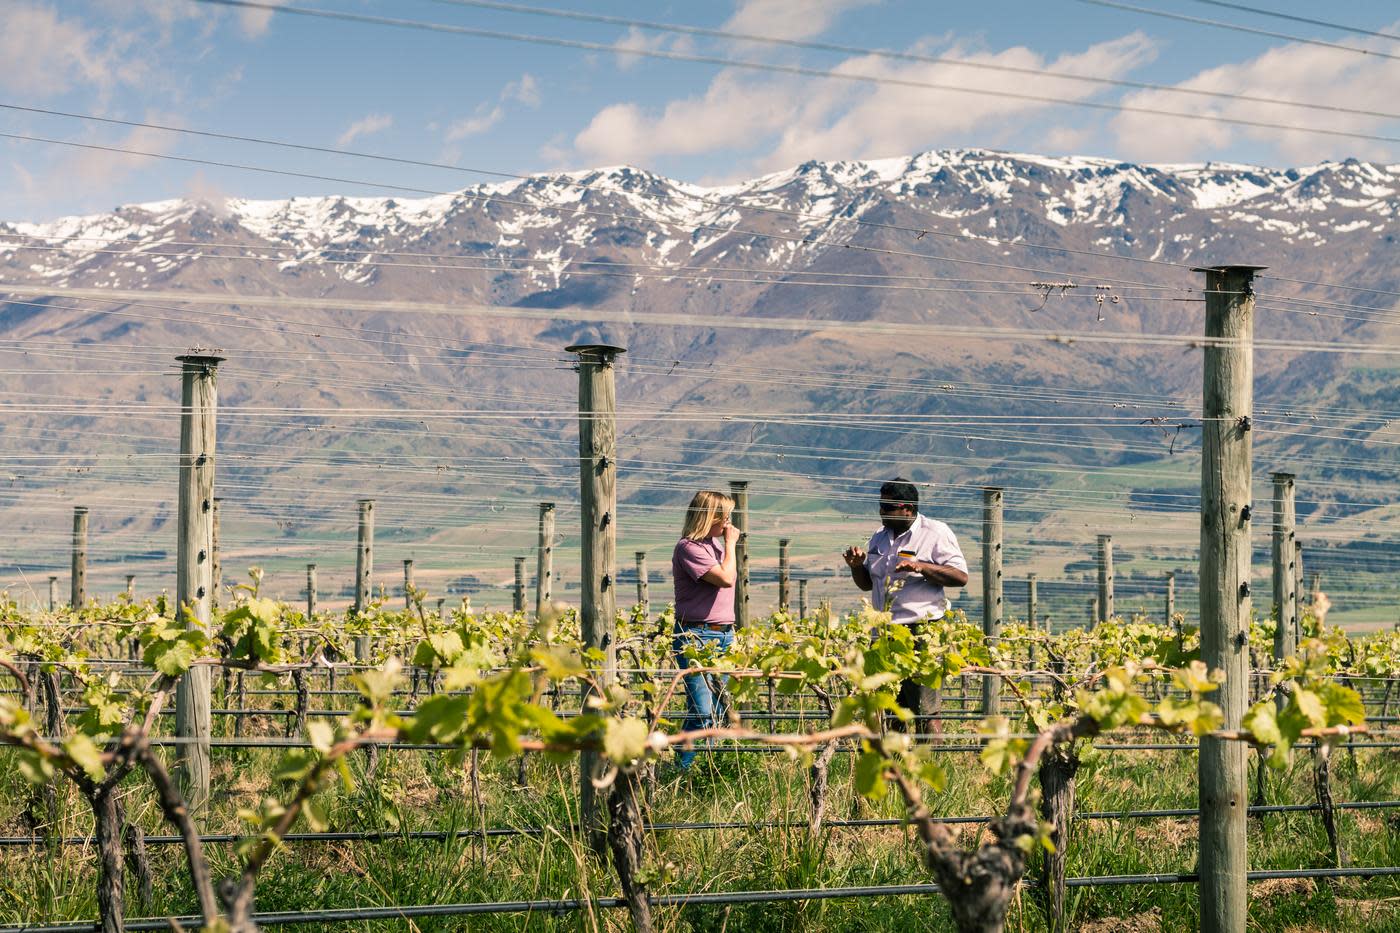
[5,699,1400,932]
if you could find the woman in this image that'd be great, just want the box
[671,489,740,770]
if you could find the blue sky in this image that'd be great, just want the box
[2,0,1399,220]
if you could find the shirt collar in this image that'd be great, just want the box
[881,511,926,544]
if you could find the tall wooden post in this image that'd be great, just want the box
[777,538,791,612]
[306,564,317,619]
[535,502,555,617]
[125,574,136,599]
[70,506,88,608]
[513,557,527,612]
[569,342,624,855]
[48,575,58,612]
[174,352,222,814]
[635,551,649,614]
[1271,473,1297,662]
[1027,573,1038,631]
[353,499,374,661]
[1097,534,1114,623]
[1165,571,1177,626]
[1197,264,1259,933]
[210,497,222,610]
[1089,597,1098,627]
[403,559,415,611]
[798,579,809,619]
[729,480,750,628]
[982,487,1004,716]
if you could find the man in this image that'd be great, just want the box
[843,478,969,732]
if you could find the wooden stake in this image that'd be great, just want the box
[305,564,317,619]
[982,487,1004,716]
[354,499,374,661]
[798,579,808,620]
[1270,472,1297,661]
[1165,571,1177,626]
[70,506,88,608]
[1196,263,1260,933]
[174,352,222,815]
[535,502,555,617]
[777,538,791,612]
[513,556,526,613]
[1097,534,1114,623]
[1027,573,1038,631]
[729,480,750,628]
[635,551,648,615]
[125,575,136,599]
[48,575,58,612]
[210,497,222,610]
[569,342,624,855]
[403,559,415,611]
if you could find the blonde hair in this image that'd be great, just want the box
[681,490,734,541]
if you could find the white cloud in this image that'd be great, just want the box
[447,106,504,141]
[337,113,394,147]
[503,73,541,108]
[1110,28,1400,164]
[721,0,879,43]
[572,32,1161,172]
[0,2,146,99]
[444,74,542,142]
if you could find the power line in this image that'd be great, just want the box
[4,283,1397,356]
[1078,0,1400,62]
[1189,0,1400,43]
[423,0,1400,122]
[186,0,1400,143]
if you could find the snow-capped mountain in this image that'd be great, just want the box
[0,149,1396,589]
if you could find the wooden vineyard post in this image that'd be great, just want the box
[568,342,624,855]
[48,575,58,612]
[125,575,136,599]
[798,579,808,620]
[353,499,375,662]
[1271,473,1297,662]
[211,497,222,609]
[981,487,1004,716]
[729,480,750,628]
[535,502,555,617]
[71,506,88,607]
[1089,597,1098,628]
[1165,571,1177,627]
[635,551,648,615]
[174,352,222,815]
[1027,573,1039,666]
[1097,534,1114,623]
[306,564,317,619]
[778,538,791,612]
[403,559,415,611]
[1197,264,1260,933]
[513,557,527,613]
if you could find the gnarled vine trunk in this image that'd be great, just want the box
[1038,745,1079,932]
[92,787,125,933]
[1313,747,1345,868]
[807,740,839,836]
[607,767,653,933]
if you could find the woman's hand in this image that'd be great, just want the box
[723,521,741,546]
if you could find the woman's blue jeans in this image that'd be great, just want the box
[672,625,734,769]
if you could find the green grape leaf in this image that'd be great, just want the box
[854,749,888,800]
[603,717,650,765]
[63,733,105,782]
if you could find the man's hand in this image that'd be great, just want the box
[843,545,866,569]
[894,559,924,574]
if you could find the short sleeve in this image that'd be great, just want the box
[931,526,968,573]
[675,539,720,582]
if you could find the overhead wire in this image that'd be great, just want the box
[186,0,1400,143]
